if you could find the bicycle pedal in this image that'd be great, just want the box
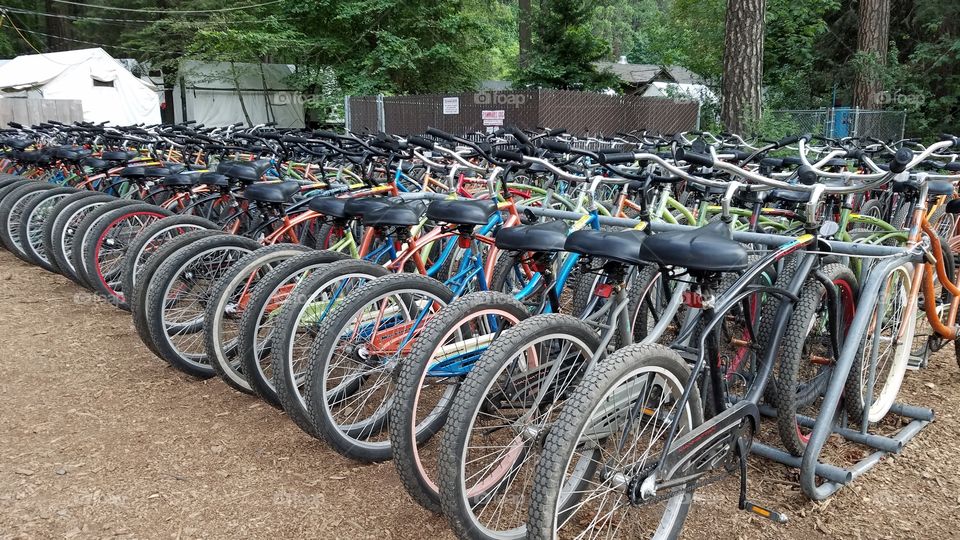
[907,355,924,370]
[741,501,788,523]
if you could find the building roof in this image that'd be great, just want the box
[594,61,705,86]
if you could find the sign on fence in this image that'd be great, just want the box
[482,110,505,126]
[442,97,460,115]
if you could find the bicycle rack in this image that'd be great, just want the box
[401,198,937,501]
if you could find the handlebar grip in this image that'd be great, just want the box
[777,135,801,146]
[282,135,308,144]
[889,147,913,173]
[677,148,714,167]
[797,165,818,185]
[506,126,530,145]
[545,128,567,137]
[844,147,864,160]
[370,139,400,152]
[426,127,456,142]
[599,152,637,165]
[492,149,525,162]
[8,122,23,129]
[540,139,571,153]
[407,136,435,150]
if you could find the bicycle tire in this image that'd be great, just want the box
[390,291,530,513]
[47,193,117,282]
[70,198,138,289]
[145,234,260,377]
[120,214,219,303]
[773,263,858,456]
[82,203,174,308]
[17,186,78,271]
[203,243,313,394]
[0,182,57,258]
[437,313,600,540]
[304,273,455,460]
[131,230,223,357]
[270,257,390,435]
[235,249,351,406]
[526,343,702,540]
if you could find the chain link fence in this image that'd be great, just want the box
[345,90,700,136]
[766,108,907,141]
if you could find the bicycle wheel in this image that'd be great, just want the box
[144,234,260,376]
[234,250,351,406]
[70,198,139,289]
[270,258,391,435]
[526,343,702,540]
[18,186,77,271]
[845,263,914,423]
[131,230,222,357]
[0,182,56,259]
[203,243,312,394]
[438,313,600,540]
[390,291,530,513]
[120,214,219,303]
[774,263,858,456]
[82,203,174,308]
[304,273,454,460]
[48,193,119,283]
[42,191,106,275]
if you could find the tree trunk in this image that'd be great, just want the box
[518,0,532,68]
[721,0,766,134]
[852,0,891,109]
[43,0,71,51]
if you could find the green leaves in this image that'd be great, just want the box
[514,0,619,90]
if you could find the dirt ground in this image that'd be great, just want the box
[1,248,958,540]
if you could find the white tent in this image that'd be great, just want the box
[0,48,161,125]
[173,60,304,128]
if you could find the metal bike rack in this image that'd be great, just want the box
[398,198,937,501]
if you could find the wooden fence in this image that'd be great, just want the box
[0,98,84,126]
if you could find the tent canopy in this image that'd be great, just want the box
[174,60,305,128]
[0,48,161,125]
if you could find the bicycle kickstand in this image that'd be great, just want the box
[736,436,789,524]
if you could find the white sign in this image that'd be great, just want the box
[482,110,505,126]
[442,97,460,115]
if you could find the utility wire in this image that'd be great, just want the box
[45,0,285,14]
[0,5,297,25]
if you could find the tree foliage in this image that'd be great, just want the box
[513,0,620,90]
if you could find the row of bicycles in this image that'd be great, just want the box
[1,118,958,539]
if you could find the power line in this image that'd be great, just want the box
[1,5,159,24]
[4,18,189,55]
[0,5,298,25]
[45,0,285,14]
[5,16,307,57]
[2,13,82,65]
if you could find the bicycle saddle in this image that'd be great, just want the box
[243,180,300,204]
[426,199,499,226]
[564,228,647,265]
[495,219,569,253]
[637,220,748,273]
